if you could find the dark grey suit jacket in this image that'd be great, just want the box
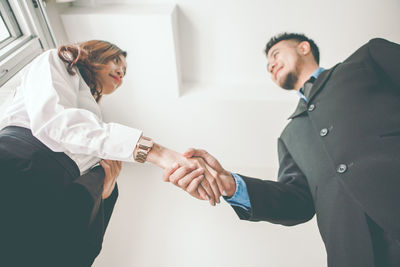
[231,38,400,267]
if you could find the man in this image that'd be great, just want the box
[163,33,400,266]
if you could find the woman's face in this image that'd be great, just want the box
[95,55,127,95]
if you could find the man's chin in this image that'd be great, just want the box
[277,79,294,91]
[280,73,297,90]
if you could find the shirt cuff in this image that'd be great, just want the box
[224,172,251,211]
[104,122,142,162]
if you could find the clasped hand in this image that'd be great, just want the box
[163,148,236,206]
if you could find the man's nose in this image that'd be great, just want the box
[268,61,276,74]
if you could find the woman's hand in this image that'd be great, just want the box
[163,156,228,206]
[100,159,122,199]
[144,141,224,205]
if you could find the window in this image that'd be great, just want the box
[0,15,12,42]
[0,0,56,87]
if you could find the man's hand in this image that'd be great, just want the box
[163,149,237,205]
[163,156,225,206]
[183,148,236,197]
[100,160,122,199]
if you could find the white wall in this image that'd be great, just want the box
[43,1,400,266]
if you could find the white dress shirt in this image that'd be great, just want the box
[0,49,142,174]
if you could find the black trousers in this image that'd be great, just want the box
[0,126,116,267]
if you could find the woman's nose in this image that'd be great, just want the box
[116,68,124,78]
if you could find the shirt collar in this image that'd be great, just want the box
[297,67,325,101]
[311,67,325,79]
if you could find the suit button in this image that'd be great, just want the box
[308,104,315,111]
[320,128,328,136]
[337,164,347,173]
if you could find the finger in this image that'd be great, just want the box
[184,149,218,170]
[177,168,205,190]
[111,161,120,180]
[197,185,208,200]
[200,180,216,206]
[182,148,196,158]
[169,165,197,185]
[163,162,180,182]
[186,175,205,199]
[103,160,116,177]
[103,159,113,165]
[100,160,111,178]
[114,160,122,175]
[204,169,221,204]
[114,160,122,174]
[204,166,225,196]
[190,153,225,196]
[107,160,116,177]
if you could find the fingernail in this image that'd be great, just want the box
[222,190,227,196]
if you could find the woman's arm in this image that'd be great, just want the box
[21,49,141,162]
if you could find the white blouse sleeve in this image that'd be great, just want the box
[21,49,141,162]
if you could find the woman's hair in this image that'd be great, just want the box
[58,40,127,102]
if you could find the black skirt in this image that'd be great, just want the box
[0,126,118,267]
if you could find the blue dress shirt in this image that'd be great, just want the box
[225,67,325,211]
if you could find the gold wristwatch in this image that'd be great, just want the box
[134,136,154,163]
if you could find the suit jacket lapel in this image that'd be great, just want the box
[288,64,340,120]
[288,98,308,119]
[307,63,340,103]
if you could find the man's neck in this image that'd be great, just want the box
[294,63,320,91]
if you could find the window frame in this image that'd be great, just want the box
[0,0,56,87]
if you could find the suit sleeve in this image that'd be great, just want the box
[368,38,400,88]
[231,138,315,226]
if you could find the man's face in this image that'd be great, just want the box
[267,40,303,90]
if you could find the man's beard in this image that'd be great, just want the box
[280,71,298,90]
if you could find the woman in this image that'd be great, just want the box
[0,40,222,267]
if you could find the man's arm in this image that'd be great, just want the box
[368,38,400,88]
[164,140,315,226]
[233,138,315,226]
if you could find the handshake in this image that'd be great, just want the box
[162,148,237,206]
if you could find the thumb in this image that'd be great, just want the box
[182,148,196,158]
[100,160,110,174]
[185,148,216,167]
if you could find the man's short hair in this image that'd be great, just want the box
[265,32,320,64]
